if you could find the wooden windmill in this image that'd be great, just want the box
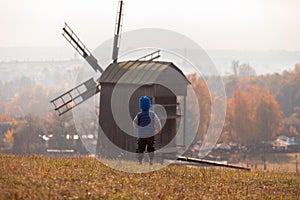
[51,0,190,159]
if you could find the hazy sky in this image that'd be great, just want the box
[1,0,300,50]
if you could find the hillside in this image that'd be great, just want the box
[0,154,299,199]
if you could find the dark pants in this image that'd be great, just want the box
[136,136,155,163]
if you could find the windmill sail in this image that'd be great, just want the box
[62,23,104,73]
[51,78,100,116]
[137,50,161,61]
[112,0,124,63]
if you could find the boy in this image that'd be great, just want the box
[133,96,161,165]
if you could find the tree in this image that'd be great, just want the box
[12,114,45,154]
[186,74,211,143]
[0,115,17,152]
[46,112,76,149]
[3,129,14,150]
[266,63,300,117]
[232,90,256,144]
[0,114,9,122]
[256,91,283,141]
[223,85,283,145]
[220,98,236,143]
[231,60,256,77]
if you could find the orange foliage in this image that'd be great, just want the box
[0,114,9,122]
[256,90,283,140]
[186,73,211,142]
[223,84,283,144]
[3,129,14,149]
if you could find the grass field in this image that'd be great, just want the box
[0,154,300,199]
[252,153,300,172]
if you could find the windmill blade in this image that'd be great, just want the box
[51,78,100,116]
[112,0,124,63]
[62,23,104,73]
[137,50,161,62]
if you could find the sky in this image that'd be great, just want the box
[1,0,300,50]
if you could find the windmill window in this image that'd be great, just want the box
[61,106,68,113]
[73,96,83,104]
[55,98,64,106]
[70,90,80,99]
[77,85,87,94]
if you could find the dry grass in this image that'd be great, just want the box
[239,152,300,173]
[0,154,300,199]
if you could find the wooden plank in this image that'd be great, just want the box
[177,156,251,171]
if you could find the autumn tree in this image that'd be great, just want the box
[3,129,14,150]
[232,90,256,144]
[10,85,54,118]
[223,85,283,145]
[0,115,17,152]
[12,114,45,154]
[255,91,283,142]
[246,63,300,118]
[220,98,236,143]
[186,74,211,143]
[46,112,77,149]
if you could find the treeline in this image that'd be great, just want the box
[0,74,87,154]
[227,63,300,117]
[188,63,300,146]
[0,76,74,118]
[0,113,87,154]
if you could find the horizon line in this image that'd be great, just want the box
[0,46,300,52]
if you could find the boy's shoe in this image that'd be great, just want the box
[149,160,153,165]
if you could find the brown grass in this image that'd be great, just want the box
[0,154,300,199]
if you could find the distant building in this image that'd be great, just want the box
[272,135,299,150]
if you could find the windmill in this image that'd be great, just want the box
[51,0,190,160]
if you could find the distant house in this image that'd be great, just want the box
[272,135,299,150]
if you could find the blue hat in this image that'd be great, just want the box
[140,96,151,111]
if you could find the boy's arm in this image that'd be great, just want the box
[133,115,138,129]
[154,113,162,133]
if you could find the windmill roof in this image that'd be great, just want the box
[99,60,189,85]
